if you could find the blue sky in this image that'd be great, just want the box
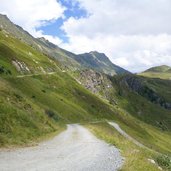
[39,0,87,43]
[0,0,171,72]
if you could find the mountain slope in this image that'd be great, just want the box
[70,51,129,75]
[0,29,122,146]
[0,14,81,70]
[73,69,171,128]
[139,65,171,79]
[144,65,171,73]
[0,14,129,75]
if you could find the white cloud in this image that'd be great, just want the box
[61,33,171,72]
[60,0,171,72]
[0,0,65,38]
[35,30,63,45]
[1,0,171,72]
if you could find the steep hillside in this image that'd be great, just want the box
[121,75,171,110]
[0,29,121,146]
[0,14,80,70]
[139,65,171,79]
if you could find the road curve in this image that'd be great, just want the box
[0,124,123,171]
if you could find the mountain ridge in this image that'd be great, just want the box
[71,51,129,75]
[0,13,129,75]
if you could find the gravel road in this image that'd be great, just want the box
[0,124,123,171]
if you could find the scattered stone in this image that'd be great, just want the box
[12,60,30,73]
[148,159,156,164]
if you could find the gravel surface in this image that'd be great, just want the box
[0,124,124,171]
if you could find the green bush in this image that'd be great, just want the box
[0,66,5,73]
[45,109,59,121]
[156,155,171,170]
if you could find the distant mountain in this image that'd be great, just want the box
[144,65,171,73]
[139,65,171,79]
[70,51,129,75]
[0,13,129,75]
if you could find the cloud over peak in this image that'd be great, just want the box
[61,0,171,72]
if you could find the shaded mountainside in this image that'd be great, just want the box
[120,75,171,110]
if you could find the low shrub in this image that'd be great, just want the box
[156,155,171,170]
[45,109,59,121]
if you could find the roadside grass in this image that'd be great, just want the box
[110,107,171,155]
[0,77,66,147]
[85,122,161,171]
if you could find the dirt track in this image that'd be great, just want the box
[0,124,123,171]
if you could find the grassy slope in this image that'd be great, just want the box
[0,30,118,146]
[139,72,171,80]
[0,30,60,76]
[0,30,63,146]
[139,65,171,80]
[0,77,65,146]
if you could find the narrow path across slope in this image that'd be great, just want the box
[108,122,145,148]
[0,124,124,171]
[16,72,56,78]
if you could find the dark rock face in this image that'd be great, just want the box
[122,75,171,110]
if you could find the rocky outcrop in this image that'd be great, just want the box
[75,69,116,103]
[12,60,30,73]
[122,75,171,110]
